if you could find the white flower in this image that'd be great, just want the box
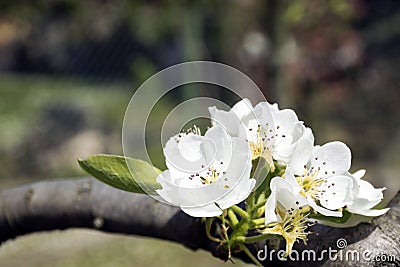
[347,169,389,216]
[209,99,311,170]
[287,141,358,217]
[156,125,255,217]
[265,174,308,224]
[263,175,309,254]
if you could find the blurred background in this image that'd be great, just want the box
[0,0,400,266]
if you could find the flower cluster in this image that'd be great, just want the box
[156,99,389,263]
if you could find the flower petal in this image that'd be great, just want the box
[356,179,385,202]
[265,187,278,224]
[209,107,242,136]
[318,175,356,210]
[181,203,224,217]
[311,141,352,178]
[271,108,299,135]
[265,177,306,224]
[348,207,389,217]
[352,169,366,180]
[347,178,388,216]
[203,125,233,165]
[218,177,256,210]
[208,99,253,137]
[283,168,302,195]
[307,197,342,217]
[177,134,204,162]
[231,98,253,119]
[288,128,314,174]
[164,134,206,174]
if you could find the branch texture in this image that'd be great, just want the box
[0,178,399,266]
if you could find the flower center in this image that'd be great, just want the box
[248,124,275,171]
[249,125,266,159]
[296,167,325,199]
[200,165,220,185]
[188,161,227,187]
[264,202,311,254]
[281,207,309,242]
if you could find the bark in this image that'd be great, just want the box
[0,178,399,266]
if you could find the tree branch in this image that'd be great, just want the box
[0,178,399,266]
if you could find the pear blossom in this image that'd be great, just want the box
[347,169,389,216]
[209,99,312,171]
[286,141,358,217]
[263,175,310,254]
[156,125,255,217]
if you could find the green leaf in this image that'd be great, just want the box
[253,158,285,198]
[310,210,352,224]
[78,154,162,194]
[253,158,271,197]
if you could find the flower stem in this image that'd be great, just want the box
[221,210,232,259]
[205,217,222,243]
[219,214,233,229]
[236,233,274,244]
[230,205,249,220]
[252,199,266,212]
[227,209,239,228]
[251,218,265,226]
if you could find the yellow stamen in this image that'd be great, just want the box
[263,206,309,255]
[200,166,220,184]
[296,168,325,199]
[249,125,275,172]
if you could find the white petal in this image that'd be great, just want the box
[356,179,385,201]
[164,134,206,174]
[156,172,206,204]
[218,178,256,210]
[231,98,253,119]
[265,184,279,224]
[218,137,252,189]
[347,178,387,214]
[209,107,241,136]
[288,130,314,174]
[177,134,204,162]
[181,203,223,217]
[265,177,307,225]
[278,188,307,210]
[311,141,352,178]
[307,197,342,217]
[253,102,275,128]
[283,169,302,195]
[318,175,356,210]
[271,108,299,135]
[273,122,305,161]
[237,118,261,142]
[208,99,253,137]
[347,198,381,212]
[347,207,389,217]
[352,169,366,180]
[204,125,233,164]
[237,102,274,143]
[269,102,279,111]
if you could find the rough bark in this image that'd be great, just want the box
[0,178,399,266]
